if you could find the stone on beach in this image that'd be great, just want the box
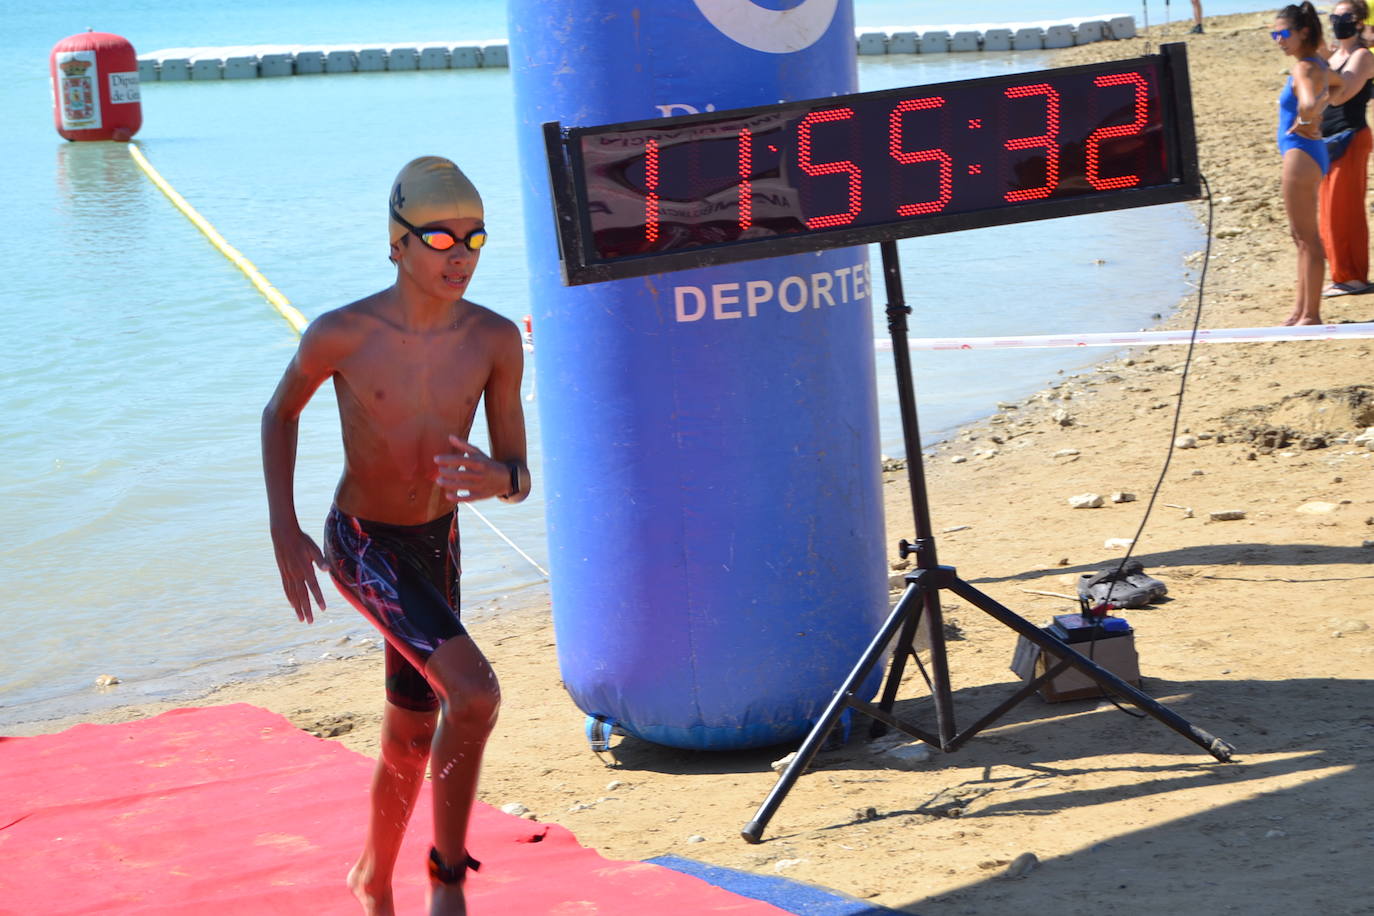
[1002,852,1041,879]
[1069,493,1104,508]
[1209,509,1247,521]
[882,742,935,769]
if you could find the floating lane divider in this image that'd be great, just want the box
[128,142,547,582]
[879,323,1374,351]
[127,143,308,336]
[134,17,1138,81]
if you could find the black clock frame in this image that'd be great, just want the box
[543,42,1198,286]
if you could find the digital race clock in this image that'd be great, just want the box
[543,43,1198,286]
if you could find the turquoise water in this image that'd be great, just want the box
[0,0,1242,728]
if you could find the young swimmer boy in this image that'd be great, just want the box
[262,156,529,916]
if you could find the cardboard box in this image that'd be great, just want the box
[1011,629,1141,702]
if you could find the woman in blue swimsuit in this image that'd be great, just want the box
[1274,3,1344,325]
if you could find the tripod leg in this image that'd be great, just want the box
[872,580,924,736]
[741,595,914,844]
[921,587,957,749]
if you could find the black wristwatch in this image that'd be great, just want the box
[502,461,521,499]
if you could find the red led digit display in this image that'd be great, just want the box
[552,46,1199,282]
[889,97,953,216]
[1086,72,1150,190]
[737,128,753,231]
[1001,83,1060,203]
[797,108,862,229]
[643,137,660,243]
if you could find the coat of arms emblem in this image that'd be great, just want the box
[58,53,100,128]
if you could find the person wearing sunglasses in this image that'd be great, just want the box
[263,155,528,915]
[1318,0,1374,299]
[1272,3,1345,325]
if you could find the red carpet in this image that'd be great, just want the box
[0,704,786,915]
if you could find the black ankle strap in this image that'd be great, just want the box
[428,847,481,885]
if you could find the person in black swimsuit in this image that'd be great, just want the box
[1319,0,1374,298]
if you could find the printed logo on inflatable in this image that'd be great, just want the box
[692,0,839,53]
[58,52,101,128]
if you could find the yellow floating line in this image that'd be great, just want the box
[128,143,309,337]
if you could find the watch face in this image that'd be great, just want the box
[551,45,1198,284]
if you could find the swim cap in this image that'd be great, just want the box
[389,156,484,243]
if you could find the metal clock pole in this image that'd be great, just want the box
[741,240,1236,844]
[874,239,955,747]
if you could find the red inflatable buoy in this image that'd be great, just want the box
[50,30,142,142]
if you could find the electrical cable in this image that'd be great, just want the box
[1085,171,1215,716]
[895,173,1218,714]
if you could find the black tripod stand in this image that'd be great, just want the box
[741,240,1235,844]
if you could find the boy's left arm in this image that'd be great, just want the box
[435,319,529,503]
[486,319,530,503]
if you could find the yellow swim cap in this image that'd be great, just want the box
[389,156,484,243]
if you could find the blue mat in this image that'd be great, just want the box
[648,855,908,916]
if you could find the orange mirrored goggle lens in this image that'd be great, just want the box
[416,227,488,252]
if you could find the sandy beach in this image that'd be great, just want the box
[15,12,1374,915]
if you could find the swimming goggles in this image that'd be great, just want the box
[1271,28,1292,40]
[390,206,488,252]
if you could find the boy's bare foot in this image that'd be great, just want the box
[1292,315,1325,325]
[348,860,395,916]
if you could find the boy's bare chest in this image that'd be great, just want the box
[338,333,490,426]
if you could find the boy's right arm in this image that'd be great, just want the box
[261,318,339,624]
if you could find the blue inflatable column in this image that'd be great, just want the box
[508,0,888,750]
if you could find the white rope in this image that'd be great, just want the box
[462,503,550,579]
[878,322,1374,351]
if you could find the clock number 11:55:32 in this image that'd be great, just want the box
[641,69,1153,240]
